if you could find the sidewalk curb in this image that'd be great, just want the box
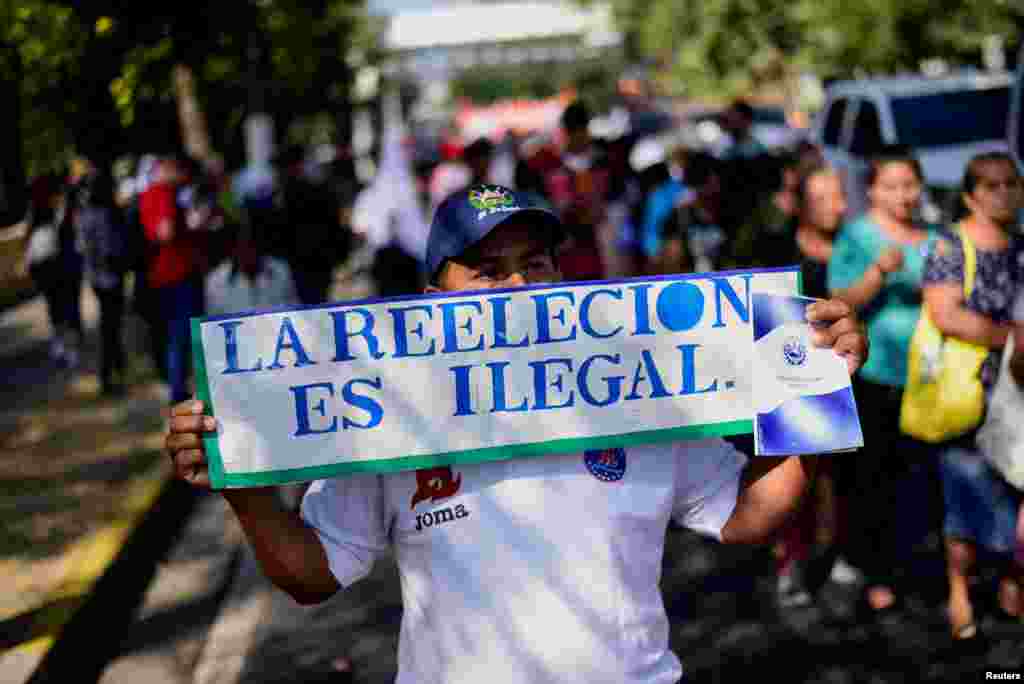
[94,490,246,684]
[0,470,172,681]
[14,477,199,684]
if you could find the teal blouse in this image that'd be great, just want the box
[827,214,938,387]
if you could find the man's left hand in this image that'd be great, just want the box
[805,299,868,375]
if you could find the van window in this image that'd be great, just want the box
[822,99,847,146]
[850,101,884,156]
[1017,112,1024,170]
[890,87,1010,148]
[1012,81,1024,168]
[753,106,786,125]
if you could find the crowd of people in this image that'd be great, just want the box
[21,90,1024,678]
[615,103,1024,646]
[411,100,1024,634]
[21,146,359,400]
[409,103,1024,646]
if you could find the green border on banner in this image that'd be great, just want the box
[212,418,753,488]
[190,317,227,489]
[191,267,803,489]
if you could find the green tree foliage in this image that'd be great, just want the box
[599,0,1024,100]
[1,1,87,174]
[0,0,378,176]
[450,61,622,111]
[452,65,560,104]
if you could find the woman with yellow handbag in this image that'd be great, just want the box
[920,152,1024,645]
[828,149,940,620]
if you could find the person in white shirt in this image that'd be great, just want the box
[205,227,308,513]
[204,228,300,316]
[166,184,868,683]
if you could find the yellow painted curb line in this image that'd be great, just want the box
[2,470,170,661]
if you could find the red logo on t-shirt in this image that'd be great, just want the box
[411,466,462,509]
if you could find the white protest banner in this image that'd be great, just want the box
[191,267,800,489]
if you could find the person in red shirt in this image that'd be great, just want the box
[139,157,205,402]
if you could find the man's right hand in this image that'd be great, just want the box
[166,399,216,489]
[165,402,340,604]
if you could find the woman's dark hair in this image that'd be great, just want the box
[639,161,670,191]
[794,163,832,213]
[462,137,495,162]
[865,145,923,188]
[685,152,720,188]
[759,151,799,194]
[560,101,591,133]
[961,151,1020,197]
[950,150,1021,221]
[727,98,754,121]
[80,171,118,209]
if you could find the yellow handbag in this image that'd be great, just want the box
[899,226,988,444]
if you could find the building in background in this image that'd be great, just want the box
[382,1,622,139]
[384,1,620,80]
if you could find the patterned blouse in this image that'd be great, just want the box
[922,227,1024,393]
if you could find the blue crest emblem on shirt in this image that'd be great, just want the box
[584,448,627,482]
[782,336,807,367]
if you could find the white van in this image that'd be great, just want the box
[1010,49,1024,173]
[811,71,1012,221]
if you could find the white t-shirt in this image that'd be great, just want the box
[301,438,746,684]
[204,257,299,316]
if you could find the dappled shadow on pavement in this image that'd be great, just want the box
[236,554,402,684]
[0,595,82,652]
[90,492,245,684]
[0,296,170,624]
[231,524,1022,684]
[666,528,1024,684]
[101,497,242,660]
[25,480,199,684]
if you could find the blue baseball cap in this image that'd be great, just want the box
[426,184,563,282]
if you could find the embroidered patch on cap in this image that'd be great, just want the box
[584,448,627,482]
[467,185,521,219]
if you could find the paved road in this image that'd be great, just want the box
[192,519,1023,684]
[0,291,240,684]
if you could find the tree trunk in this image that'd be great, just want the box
[173,63,214,165]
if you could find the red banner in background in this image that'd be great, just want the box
[454,91,576,142]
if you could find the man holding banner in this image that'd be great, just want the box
[166,184,867,683]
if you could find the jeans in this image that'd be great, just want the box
[940,439,1024,556]
[157,278,203,403]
